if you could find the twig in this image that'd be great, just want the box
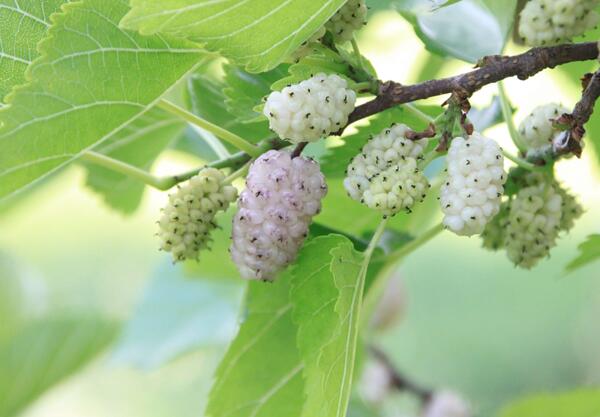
[554,68,600,156]
[342,42,599,131]
[369,345,433,402]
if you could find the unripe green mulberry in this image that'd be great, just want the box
[518,0,600,46]
[481,202,510,251]
[158,168,238,262]
[344,123,430,217]
[326,0,368,43]
[505,182,562,268]
[557,185,583,231]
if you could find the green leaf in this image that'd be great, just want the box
[188,70,272,144]
[0,0,66,101]
[223,63,289,123]
[497,389,600,417]
[0,316,116,417]
[469,96,504,132]
[206,278,303,417]
[84,108,185,214]
[402,0,517,63]
[270,46,360,91]
[0,252,46,344]
[0,0,202,203]
[318,241,368,417]
[111,261,243,369]
[321,105,440,178]
[120,0,348,73]
[565,234,600,273]
[287,235,351,417]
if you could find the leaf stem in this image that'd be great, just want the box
[81,151,173,190]
[498,81,527,154]
[157,99,261,157]
[386,222,444,264]
[365,218,389,260]
[351,36,366,74]
[501,149,538,171]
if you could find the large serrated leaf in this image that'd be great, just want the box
[0,0,66,101]
[287,234,351,417]
[120,0,348,73]
[0,316,116,417]
[0,0,202,203]
[402,0,517,63]
[205,278,304,417]
[318,241,367,417]
[497,389,600,417]
[85,108,185,214]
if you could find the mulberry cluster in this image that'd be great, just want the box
[481,172,583,268]
[441,134,506,236]
[263,73,356,143]
[344,124,430,217]
[558,186,584,230]
[230,150,327,281]
[518,0,600,46]
[505,182,563,268]
[518,103,568,157]
[158,169,237,262]
[325,0,368,43]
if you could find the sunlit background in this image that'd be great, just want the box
[1,5,599,417]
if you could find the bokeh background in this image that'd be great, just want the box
[1,4,599,417]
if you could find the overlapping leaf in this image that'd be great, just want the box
[206,278,304,417]
[401,0,517,63]
[0,0,66,101]
[0,0,202,203]
[288,235,350,417]
[0,316,116,417]
[318,241,368,417]
[120,0,348,72]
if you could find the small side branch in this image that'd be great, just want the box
[369,345,433,402]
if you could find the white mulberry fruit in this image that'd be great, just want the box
[326,0,368,43]
[518,103,569,157]
[424,391,472,417]
[158,168,238,262]
[230,150,327,281]
[505,181,562,268]
[263,73,356,143]
[518,0,600,46]
[441,133,506,236]
[344,123,430,217]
